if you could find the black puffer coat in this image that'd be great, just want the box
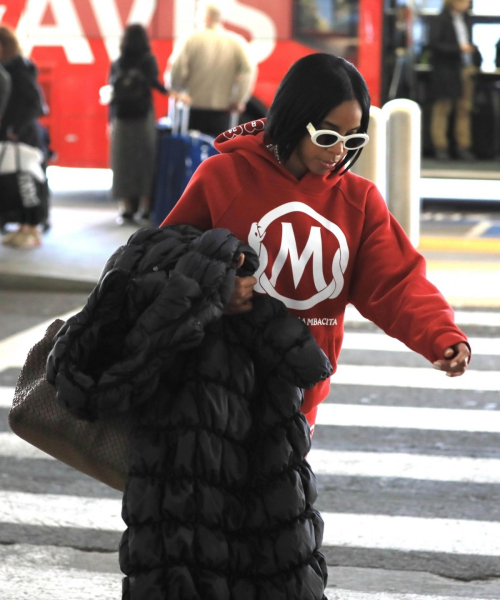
[47,226,333,600]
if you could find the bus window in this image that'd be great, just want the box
[293,0,360,64]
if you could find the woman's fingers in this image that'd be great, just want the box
[432,343,470,377]
[225,275,257,314]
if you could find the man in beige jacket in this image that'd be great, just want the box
[166,3,256,137]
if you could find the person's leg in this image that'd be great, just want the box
[138,195,151,221]
[116,199,136,224]
[431,98,453,155]
[8,174,42,248]
[455,66,476,152]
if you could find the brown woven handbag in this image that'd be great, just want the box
[8,319,133,492]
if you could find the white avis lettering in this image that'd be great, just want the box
[17,0,157,63]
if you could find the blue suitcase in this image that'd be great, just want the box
[152,102,218,226]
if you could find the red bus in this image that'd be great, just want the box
[1,0,384,168]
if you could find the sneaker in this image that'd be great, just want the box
[434,149,449,161]
[10,231,42,249]
[1,230,22,245]
[136,212,152,226]
[116,212,136,226]
[452,149,476,161]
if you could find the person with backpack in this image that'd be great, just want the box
[109,23,167,225]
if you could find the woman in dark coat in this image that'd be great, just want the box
[109,23,167,225]
[47,226,333,600]
[0,25,46,248]
[429,0,479,159]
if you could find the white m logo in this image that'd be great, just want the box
[270,224,327,291]
[248,202,350,311]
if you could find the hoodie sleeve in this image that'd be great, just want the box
[348,185,469,363]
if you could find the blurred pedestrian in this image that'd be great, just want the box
[166,2,256,137]
[0,62,11,121]
[109,23,167,225]
[429,0,481,160]
[0,25,46,249]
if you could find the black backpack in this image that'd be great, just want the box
[112,67,151,119]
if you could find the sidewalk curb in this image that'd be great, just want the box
[0,273,96,293]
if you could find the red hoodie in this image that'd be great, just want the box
[162,120,468,420]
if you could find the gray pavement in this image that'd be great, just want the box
[0,190,130,291]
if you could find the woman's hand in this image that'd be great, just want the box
[433,342,470,377]
[224,255,257,314]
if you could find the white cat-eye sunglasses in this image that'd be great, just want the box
[306,123,369,150]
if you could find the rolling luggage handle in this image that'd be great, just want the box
[229,111,239,130]
[168,95,190,136]
[167,94,239,136]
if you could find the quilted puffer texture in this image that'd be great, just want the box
[46,225,333,600]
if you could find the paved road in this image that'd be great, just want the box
[0,292,499,599]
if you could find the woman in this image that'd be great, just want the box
[163,53,470,429]
[47,53,470,599]
[429,0,480,160]
[0,25,45,249]
[109,23,167,225]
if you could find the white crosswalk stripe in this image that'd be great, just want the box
[308,449,500,484]
[342,332,500,355]
[0,566,122,600]
[1,488,499,556]
[331,365,500,391]
[0,386,14,408]
[344,305,500,327]
[325,593,499,600]
[321,513,500,555]
[316,403,500,432]
[0,490,122,531]
[1,308,500,599]
[0,431,52,459]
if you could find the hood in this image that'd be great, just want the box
[213,118,343,193]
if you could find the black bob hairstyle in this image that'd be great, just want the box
[119,23,151,67]
[265,53,371,175]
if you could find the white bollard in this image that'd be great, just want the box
[382,99,421,247]
[351,106,387,200]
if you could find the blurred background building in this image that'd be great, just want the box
[1,0,499,181]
